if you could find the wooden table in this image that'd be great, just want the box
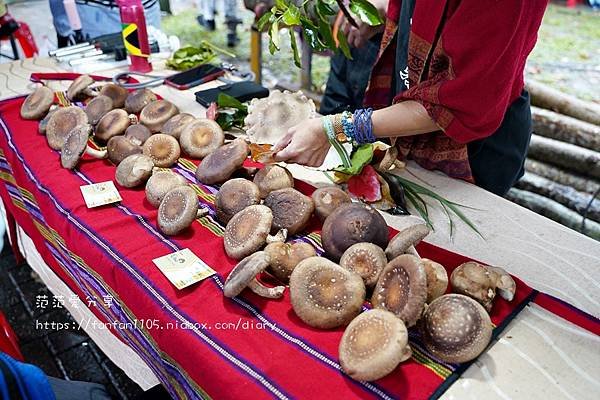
[0,56,598,399]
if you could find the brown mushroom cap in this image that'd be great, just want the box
[224,205,273,260]
[340,243,387,288]
[421,294,493,364]
[95,109,131,142]
[264,188,314,235]
[195,138,250,185]
[124,124,152,146]
[46,106,88,150]
[67,74,94,101]
[21,86,54,120]
[385,223,431,260]
[422,259,448,303]
[223,251,285,299]
[265,241,316,283]
[290,256,365,329]
[107,136,142,165]
[321,203,389,261]
[253,165,294,199]
[145,170,188,208]
[339,309,409,381]
[162,113,195,139]
[85,95,113,126]
[61,124,91,169]
[139,100,179,133]
[115,153,154,188]
[215,178,261,224]
[158,186,199,235]
[450,262,497,312]
[371,254,427,327]
[38,106,59,135]
[180,118,225,159]
[99,84,128,108]
[124,88,157,114]
[486,265,516,302]
[311,186,352,221]
[142,134,181,167]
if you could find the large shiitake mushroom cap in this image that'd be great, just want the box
[264,188,314,235]
[46,106,88,150]
[21,86,54,120]
[321,203,389,261]
[311,186,351,221]
[224,205,273,260]
[125,88,157,114]
[66,74,94,100]
[99,83,128,108]
[421,294,493,364]
[180,118,225,159]
[142,134,181,168]
[95,109,130,142]
[339,309,409,381]
[162,113,195,139]
[340,243,387,288]
[158,186,199,235]
[196,138,250,185]
[107,136,142,165]
[115,154,154,188]
[39,106,59,135]
[61,124,91,169]
[85,95,113,126]
[124,124,152,146]
[146,170,188,208]
[253,165,294,199]
[215,178,261,224]
[371,254,427,327]
[265,241,316,283]
[289,257,366,329]
[139,100,179,133]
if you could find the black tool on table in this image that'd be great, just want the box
[195,81,269,107]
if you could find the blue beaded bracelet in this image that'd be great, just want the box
[353,108,376,145]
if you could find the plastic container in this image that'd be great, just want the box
[117,0,152,73]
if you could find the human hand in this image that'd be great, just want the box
[272,118,331,167]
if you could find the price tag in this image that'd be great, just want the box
[80,181,122,208]
[153,249,216,290]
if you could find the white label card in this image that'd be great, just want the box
[80,181,122,208]
[152,249,216,290]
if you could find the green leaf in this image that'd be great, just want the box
[349,0,385,26]
[270,19,281,50]
[318,18,336,50]
[289,29,302,68]
[282,4,301,25]
[257,11,273,31]
[334,144,374,176]
[217,93,247,112]
[275,0,287,10]
[336,29,353,59]
[317,0,336,16]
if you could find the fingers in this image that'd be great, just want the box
[272,128,295,153]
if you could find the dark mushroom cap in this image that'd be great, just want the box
[39,107,58,135]
[85,95,113,125]
[115,153,154,188]
[142,134,181,168]
[321,203,389,261]
[21,86,54,120]
[46,106,88,150]
[385,224,431,260]
[290,257,366,329]
[215,178,261,224]
[265,241,316,283]
[253,165,294,198]
[371,254,427,327]
[421,294,492,364]
[107,136,142,165]
[224,204,273,260]
[162,113,195,139]
[95,109,130,142]
[223,251,271,298]
[124,124,152,146]
[66,74,94,101]
[195,138,250,185]
[61,124,91,169]
[340,243,387,288]
[180,118,225,159]
[145,171,188,208]
[99,84,128,108]
[139,100,179,133]
[339,309,409,381]
[264,188,314,235]
[158,186,199,235]
[311,186,351,221]
[125,88,157,114]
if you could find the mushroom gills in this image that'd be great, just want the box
[223,251,285,299]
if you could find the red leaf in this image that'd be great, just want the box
[206,102,218,120]
[347,165,382,202]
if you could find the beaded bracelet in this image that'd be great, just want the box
[322,116,352,168]
[353,108,376,145]
[341,111,356,141]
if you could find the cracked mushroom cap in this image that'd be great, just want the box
[85,95,113,126]
[421,294,493,364]
[253,165,294,199]
[142,134,181,168]
[422,259,448,303]
[321,203,389,261]
[124,124,152,146]
[158,186,199,235]
[340,243,387,288]
[264,188,314,235]
[61,124,91,169]
[215,178,261,224]
[107,136,142,165]
[385,223,431,260]
[146,170,188,208]
[66,74,94,101]
[180,118,225,159]
[339,309,409,381]
[371,254,427,327]
[450,262,515,312]
[125,88,157,114]
[290,257,365,329]
[224,205,273,260]
[265,241,316,283]
[139,100,179,133]
[115,153,154,188]
[21,86,54,120]
[46,106,88,150]
[311,186,351,221]
[95,109,131,142]
[99,84,128,108]
[195,138,250,185]
[162,113,195,139]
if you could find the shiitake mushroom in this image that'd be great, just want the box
[196,138,249,185]
[115,154,154,188]
[99,83,128,108]
[125,88,157,114]
[146,170,188,208]
[264,241,316,283]
[21,86,54,120]
[158,186,199,235]
[223,205,273,260]
[264,188,314,235]
[106,136,142,165]
[142,134,181,168]
[139,100,179,133]
[253,165,294,199]
[85,95,113,125]
[95,109,131,142]
[60,124,107,169]
[162,113,195,139]
[180,118,224,159]
[124,124,152,146]
[46,106,88,150]
[311,186,351,221]
[223,251,285,299]
[339,243,387,288]
[215,178,261,225]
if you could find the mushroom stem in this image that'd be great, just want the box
[406,245,420,258]
[267,229,288,244]
[196,208,209,219]
[85,146,108,159]
[399,345,413,362]
[129,114,139,125]
[248,278,285,299]
[83,88,99,98]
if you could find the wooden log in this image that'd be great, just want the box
[506,188,600,241]
[531,106,600,152]
[524,159,600,195]
[515,172,600,223]
[526,80,600,126]
[528,135,600,180]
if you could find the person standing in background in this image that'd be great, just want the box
[196,0,241,47]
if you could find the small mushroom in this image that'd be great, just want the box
[224,205,273,260]
[385,223,431,260]
[61,124,108,169]
[66,74,97,100]
[371,254,427,327]
[264,188,314,235]
[264,241,316,283]
[38,106,59,135]
[157,186,200,235]
[195,138,250,185]
[215,178,261,224]
[85,95,113,126]
[99,83,128,108]
[124,124,152,146]
[339,243,387,288]
[290,256,365,329]
[422,259,448,303]
[107,136,142,165]
[223,251,286,299]
[421,294,493,364]
[115,153,154,188]
[450,262,516,312]
[21,86,54,120]
[146,170,188,208]
[339,309,410,381]
[142,134,181,168]
[162,113,195,139]
[321,203,389,261]
[139,100,179,133]
[124,88,157,114]
[180,118,225,159]
[253,165,294,199]
[311,186,351,221]
[487,265,516,302]
[95,109,131,142]
[46,106,88,150]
